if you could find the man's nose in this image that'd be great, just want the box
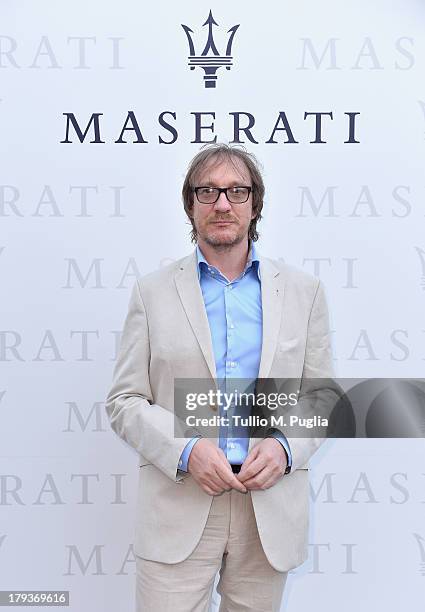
[213,192,232,211]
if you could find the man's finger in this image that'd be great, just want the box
[260,473,282,490]
[207,469,230,492]
[237,446,260,477]
[238,455,266,483]
[215,463,247,493]
[244,463,285,490]
[242,446,259,467]
[242,466,270,489]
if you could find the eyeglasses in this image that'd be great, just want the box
[194,186,252,205]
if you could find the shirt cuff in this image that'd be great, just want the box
[178,436,202,472]
[267,429,292,471]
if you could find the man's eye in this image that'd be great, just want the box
[199,188,215,194]
[229,187,242,194]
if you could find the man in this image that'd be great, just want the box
[105,144,335,611]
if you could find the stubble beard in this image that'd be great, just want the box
[200,221,247,253]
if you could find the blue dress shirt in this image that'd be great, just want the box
[178,241,292,473]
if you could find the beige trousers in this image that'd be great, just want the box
[135,489,288,612]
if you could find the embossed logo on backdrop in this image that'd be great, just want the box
[414,246,425,290]
[181,10,240,88]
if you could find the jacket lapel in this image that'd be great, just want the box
[174,251,217,381]
[257,255,285,379]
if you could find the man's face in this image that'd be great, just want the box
[191,156,256,250]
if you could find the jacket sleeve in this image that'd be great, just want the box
[284,279,339,471]
[105,279,195,482]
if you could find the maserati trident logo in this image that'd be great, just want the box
[181,10,240,88]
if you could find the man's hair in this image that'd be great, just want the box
[182,143,265,244]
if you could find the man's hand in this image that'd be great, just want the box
[187,439,247,496]
[237,438,288,490]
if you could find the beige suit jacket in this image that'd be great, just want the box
[105,249,335,572]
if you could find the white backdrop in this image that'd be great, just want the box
[1,1,425,610]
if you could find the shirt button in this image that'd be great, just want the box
[229,324,235,329]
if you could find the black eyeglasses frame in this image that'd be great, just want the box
[193,186,253,205]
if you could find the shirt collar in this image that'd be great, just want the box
[196,241,260,281]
